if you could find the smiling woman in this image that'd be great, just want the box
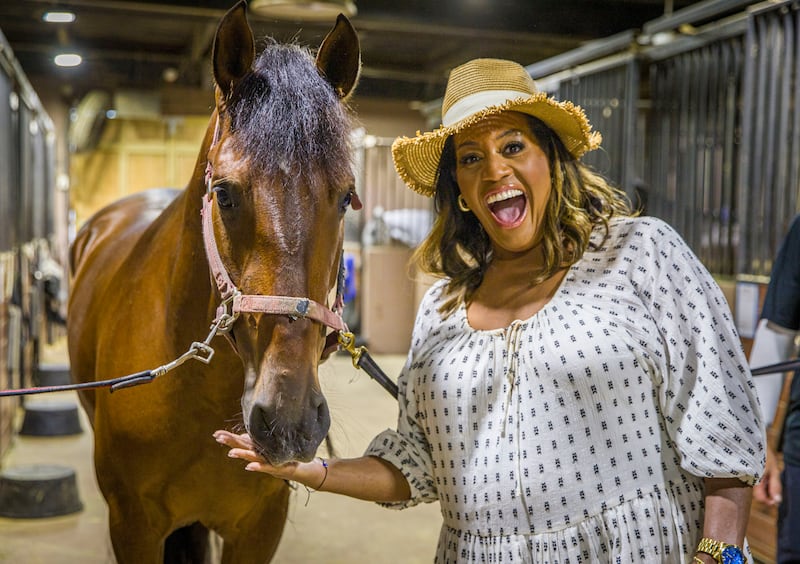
[452,112,552,257]
[215,57,766,564]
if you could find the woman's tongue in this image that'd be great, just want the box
[488,195,526,227]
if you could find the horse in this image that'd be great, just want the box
[66,2,361,562]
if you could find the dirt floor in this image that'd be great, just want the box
[0,339,441,563]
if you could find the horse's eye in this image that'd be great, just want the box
[213,185,235,209]
[340,191,352,212]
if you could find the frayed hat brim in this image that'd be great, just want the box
[392,93,602,197]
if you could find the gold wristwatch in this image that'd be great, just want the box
[696,537,747,564]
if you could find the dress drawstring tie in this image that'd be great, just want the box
[501,320,522,438]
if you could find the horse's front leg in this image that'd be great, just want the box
[217,486,291,564]
[105,493,173,564]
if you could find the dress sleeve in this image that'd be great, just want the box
[363,282,444,509]
[631,218,766,485]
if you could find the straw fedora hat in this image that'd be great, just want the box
[391,58,603,197]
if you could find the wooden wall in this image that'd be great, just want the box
[69,116,209,227]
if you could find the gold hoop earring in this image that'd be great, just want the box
[457,194,470,212]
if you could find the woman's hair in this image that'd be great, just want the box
[413,113,635,315]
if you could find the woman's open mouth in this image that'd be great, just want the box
[486,189,527,228]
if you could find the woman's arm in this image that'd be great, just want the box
[694,477,752,563]
[213,430,411,503]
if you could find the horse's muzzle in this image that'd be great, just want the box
[246,389,330,465]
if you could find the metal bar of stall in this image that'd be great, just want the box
[647,63,667,223]
[643,0,757,35]
[693,49,706,262]
[676,54,692,248]
[623,59,640,196]
[525,31,636,79]
[739,14,763,275]
[720,39,741,274]
[773,14,793,258]
[790,9,800,224]
[763,14,781,265]
[700,46,716,271]
[707,44,721,272]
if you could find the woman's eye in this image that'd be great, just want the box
[504,141,524,155]
[213,185,235,209]
[458,153,479,166]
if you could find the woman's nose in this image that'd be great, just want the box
[482,152,511,181]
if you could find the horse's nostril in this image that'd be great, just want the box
[316,401,326,424]
[248,404,271,439]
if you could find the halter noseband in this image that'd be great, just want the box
[201,115,347,334]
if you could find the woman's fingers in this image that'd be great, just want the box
[227,447,264,463]
[213,430,302,478]
[213,431,265,463]
[213,430,254,449]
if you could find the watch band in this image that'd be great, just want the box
[696,537,747,564]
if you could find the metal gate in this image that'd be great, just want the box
[644,21,746,275]
[0,29,57,459]
[528,33,641,198]
[529,9,751,277]
[738,0,800,277]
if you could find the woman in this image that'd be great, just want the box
[215,58,764,563]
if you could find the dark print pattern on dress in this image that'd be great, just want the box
[366,216,765,563]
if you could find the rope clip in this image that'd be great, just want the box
[337,331,365,368]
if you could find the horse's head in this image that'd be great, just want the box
[205,1,361,465]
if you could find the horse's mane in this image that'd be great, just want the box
[226,38,354,190]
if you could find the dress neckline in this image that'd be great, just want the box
[459,266,574,334]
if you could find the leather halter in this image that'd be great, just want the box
[201,115,346,334]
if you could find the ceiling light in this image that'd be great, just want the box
[43,11,76,23]
[162,67,179,83]
[54,53,82,67]
[249,0,357,22]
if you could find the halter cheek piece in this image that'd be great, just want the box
[200,194,347,333]
[201,117,347,337]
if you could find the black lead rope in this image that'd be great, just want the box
[750,358,800,376]
[355,349,399,399]
[0,370,153,397]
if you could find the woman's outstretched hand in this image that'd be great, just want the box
[212,430,325,488]
[214,430,411,502]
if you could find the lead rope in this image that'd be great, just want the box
[0,296,238,397]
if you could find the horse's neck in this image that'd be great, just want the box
[161,120,218,332]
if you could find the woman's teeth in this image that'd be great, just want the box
[486,189,523,205]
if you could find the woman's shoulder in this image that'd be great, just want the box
[607,214,676,237]
[413,277,450,322]
[593,215,681,251]
[420,277,449,303]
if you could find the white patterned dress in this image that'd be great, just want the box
[366,216,765,563]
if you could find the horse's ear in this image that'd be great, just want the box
[212,0,255,98]
[316,14,361,100]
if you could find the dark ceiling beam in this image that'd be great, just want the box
[23,0,225,20]
[22,0,589,47]
[9,42,186,64]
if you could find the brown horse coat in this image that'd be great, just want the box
[67,2,360,562]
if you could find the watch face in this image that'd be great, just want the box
[721,546,745,564]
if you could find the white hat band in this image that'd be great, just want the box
[442,89,532,127]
